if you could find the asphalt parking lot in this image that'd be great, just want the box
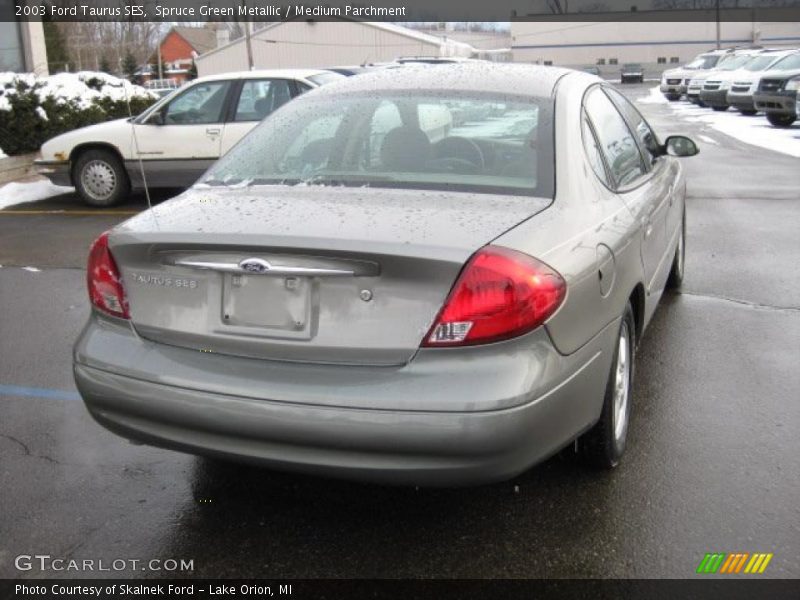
[1,83,798,579]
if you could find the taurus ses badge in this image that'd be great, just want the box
[239,258,272,274]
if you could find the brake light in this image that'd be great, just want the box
[87,232,130,319]
[423,246,565,347]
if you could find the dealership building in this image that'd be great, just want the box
[511,16,800,76]
[195,20,477,76]
[0,15,48,75]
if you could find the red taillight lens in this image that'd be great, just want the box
[87,232,130,319]
[423,246,566,347]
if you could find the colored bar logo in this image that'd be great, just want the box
[696,552,773,574]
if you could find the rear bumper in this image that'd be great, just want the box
[753,91,797,115]
[699,89,729,107]
[73,315,617,486]
[33,160,71,187]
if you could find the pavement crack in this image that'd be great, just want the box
[0,433,62,465]
[677,290,800,313]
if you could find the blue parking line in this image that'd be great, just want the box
[0,384,81,401]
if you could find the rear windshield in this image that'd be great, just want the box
[202,91,554,198]
[307,72,347,86]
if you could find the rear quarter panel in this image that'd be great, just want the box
[493,74,645,356]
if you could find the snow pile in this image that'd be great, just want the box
[0,71,156,112]
[637,86,669,105]
[0,180,74,210]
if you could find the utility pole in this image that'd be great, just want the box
[242,1,254,70]
[715,0,721,49]
[157,39,163,81]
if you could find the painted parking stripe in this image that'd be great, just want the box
[0,210,139,216]
[0,384,81,401]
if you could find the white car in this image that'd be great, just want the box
[35,69,345,206]
[685,49,761,104]
[659,50,730,100]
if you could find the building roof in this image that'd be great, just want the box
[195,19,476,63]
[170,25,218,55]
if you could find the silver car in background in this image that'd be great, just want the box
[74,64,698,486]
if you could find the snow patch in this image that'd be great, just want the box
[637,86,669,105]
[697,134,719,146]
[0,179,74,210]
[22,266,41,272]
[667,103,800,158]
[0,71,156,113]
[35,106,48,121]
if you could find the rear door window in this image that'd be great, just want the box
[584,87,646,189]
[234,79,293,122]
[603,87,661,168]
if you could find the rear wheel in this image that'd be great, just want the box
[578,302,636,469]
[766,113,797,128]
[667,94,681,102]
[739,109,757,116]
[712,105,727,112]
[73,149,130,207]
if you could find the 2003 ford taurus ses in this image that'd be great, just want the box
[74,64,697,485]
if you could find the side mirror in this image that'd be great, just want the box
[663,135,698,157]
[145,109,165,126]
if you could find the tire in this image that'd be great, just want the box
[666,210,686,290]
[766,113,797,128]
[577,302,636,469]
[667,94,681,102]
[739,109,757,116]
[73,149,130,207]
[697,100,707,108]
[712,105,727,112]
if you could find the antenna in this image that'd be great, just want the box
[122,77,153,214]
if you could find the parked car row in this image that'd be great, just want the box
[660,46,800,128]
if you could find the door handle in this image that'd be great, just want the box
[206,127,221,136]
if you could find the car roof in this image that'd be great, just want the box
[195,69,333,83]
[303,63,572,98]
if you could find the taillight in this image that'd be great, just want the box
[423,246,565,347]
[87,232,130,319]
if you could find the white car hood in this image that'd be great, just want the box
[40,118,133,161]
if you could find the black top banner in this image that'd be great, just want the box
[5,0,800,22]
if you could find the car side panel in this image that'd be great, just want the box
[493,74,648,357]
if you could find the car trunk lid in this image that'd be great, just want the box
[110,186,550,365]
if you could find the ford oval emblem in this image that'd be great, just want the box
[239,258,272,274]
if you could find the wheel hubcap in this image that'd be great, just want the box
[81,160,116,200]
[612,322,631,444]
